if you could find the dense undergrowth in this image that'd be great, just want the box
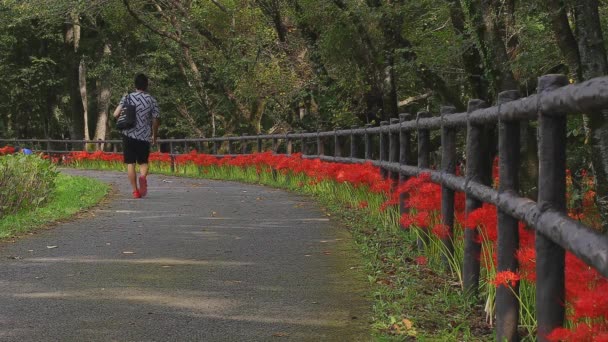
[0,150,57,219]
[0,147,108,237]
[16,148,608,341]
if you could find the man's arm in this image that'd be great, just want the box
[152,118,160,145]
[112,104,122,119]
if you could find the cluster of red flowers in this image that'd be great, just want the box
[3,146,605,340]
[394,170,605,340]
[0,146,15,155]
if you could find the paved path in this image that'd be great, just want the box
[0,170,369,341]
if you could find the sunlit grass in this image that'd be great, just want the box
[0,173,108,238]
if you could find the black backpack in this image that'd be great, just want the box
[116,94,136,130]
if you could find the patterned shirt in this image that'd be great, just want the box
[119,91,160,142]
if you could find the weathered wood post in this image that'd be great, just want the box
[334,128,342,158]
[227,139,233,155]
[536,74,568,341]
[317,129,324,156]
[350,125,358,160]
[286,133,293,156]
[213,140,218,155]
[300,132,306,155]
[463,99,490,296]
[399,113,412,229]
[272,137,279,154]
[496,90,521,342]
[380,121,389,179]
[364,124,372,160]
[241,134,248,154]
[440,106,457,265]
[389,118,400,188]
[256,134,262,153]
[416,111,431,249]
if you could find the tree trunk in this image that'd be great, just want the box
[446,0,488,100]
[64,15,84,142]
[543,0,582,80]
[574,0,608,231]
[79,59,89,141]
[94,43,112,150]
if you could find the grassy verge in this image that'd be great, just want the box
[0,173,109,238]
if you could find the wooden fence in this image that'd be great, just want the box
[3,74,608,341]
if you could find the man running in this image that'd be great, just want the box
[113,73,160,199]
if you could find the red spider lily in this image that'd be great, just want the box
[415,256,428,266]
[491,270,520,288]
[465,203,498,242]
[516,246,536,282]
[548,323,608,342]
[0,146,16,155]
[358,201,368,209]
[400,211,431,228]
[432,223,450,239]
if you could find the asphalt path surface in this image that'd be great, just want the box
[0,170,370,341]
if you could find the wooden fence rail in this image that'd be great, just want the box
[3,74,608,341]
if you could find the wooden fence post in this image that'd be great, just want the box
[257,135,262,153]
[364,124,372,160]
[536,74,568,341]
[227,139,233,155]
[416,111,431,249]
[440,106,457,265]
[241,134,248,154]
[389,118,400,188]
[300,132,306,155]
[272,137,278,154]
[350,125,358,160]
[399,113,412,228]
[286,133,293,156]
[334,128,342,158]
[170,141,175,173]
[463,99,490,296]
[213,140,218,155]
[317,130,324,156]
[496,90,521,342]
[380,121,389,179]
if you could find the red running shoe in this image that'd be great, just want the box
[133,190,141,199]
[139,176,148,197]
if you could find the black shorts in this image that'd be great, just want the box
[123,135,150,164]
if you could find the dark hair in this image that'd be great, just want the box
[134,73,149,91]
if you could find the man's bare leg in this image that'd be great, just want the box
[138,163,149,197]
[139,163,149,177]
[127,163,138,193]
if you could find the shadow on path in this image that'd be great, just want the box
[0,170,370,341]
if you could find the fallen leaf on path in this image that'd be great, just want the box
[46,246,58,249]
[322,251,331,255]
[402,319,413,330]
[122,251,135,255]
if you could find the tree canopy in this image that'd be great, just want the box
[1,0,605,140]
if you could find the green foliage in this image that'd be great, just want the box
[0,154,57,218]
[0,173,108,237]
[0,0,608,140]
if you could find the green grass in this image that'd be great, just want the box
[0,173,109,238]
